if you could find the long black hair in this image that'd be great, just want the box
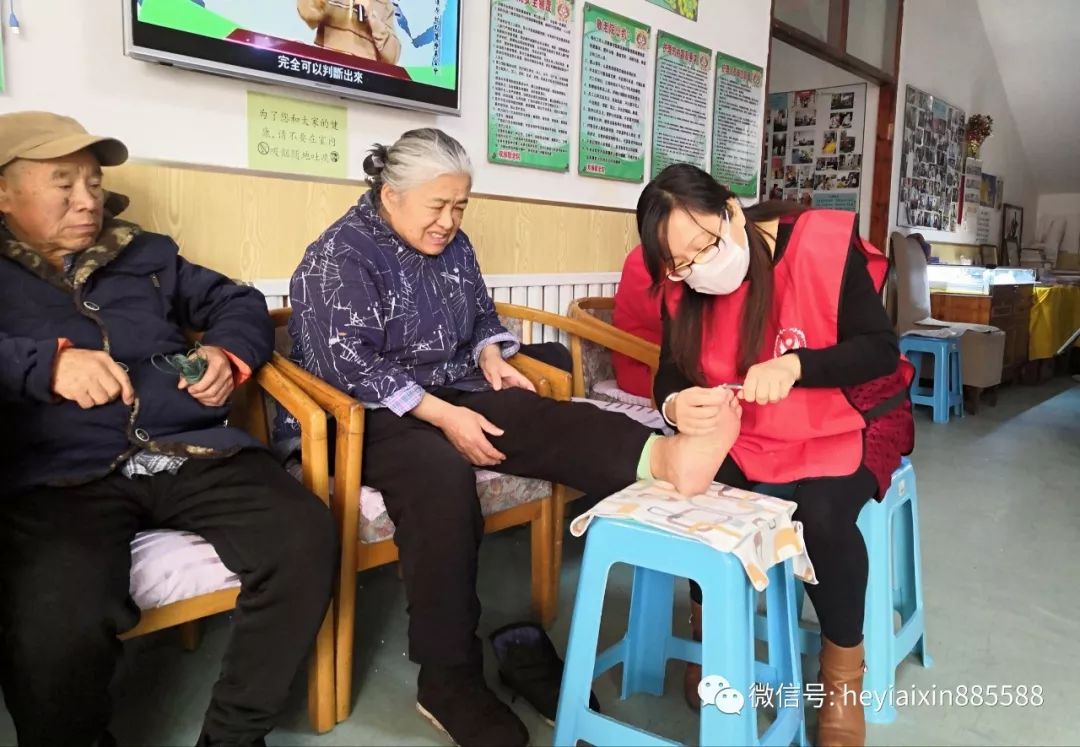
[636,164,805,382]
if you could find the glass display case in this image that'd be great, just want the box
[926,265,1037,295]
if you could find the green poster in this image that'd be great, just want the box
[247,91,347,179]
[651,31,710,178]
[0,29,6,94]
[645,0,698,21]
[711,52,765,198]
[488,0,575,171]
[578,4,650,182]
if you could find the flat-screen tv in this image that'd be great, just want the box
[124,0,461,114]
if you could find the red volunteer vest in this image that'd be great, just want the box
[613,245,663,398]
[666,210,910,485]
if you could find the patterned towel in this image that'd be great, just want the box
[570,479,817,592]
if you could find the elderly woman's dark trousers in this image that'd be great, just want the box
[360,387,652,668]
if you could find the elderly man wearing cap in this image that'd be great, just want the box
[0,112,336,747]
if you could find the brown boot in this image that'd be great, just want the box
[682,601,703,710]
[816,637,866,747]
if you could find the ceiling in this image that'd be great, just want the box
[977,0,1080,193]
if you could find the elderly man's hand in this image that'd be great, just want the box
[179,345,235,407]
[52,348,135,409]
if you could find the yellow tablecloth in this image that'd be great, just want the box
[1029,285,1080,360]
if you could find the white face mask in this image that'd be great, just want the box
[682,227,750,295]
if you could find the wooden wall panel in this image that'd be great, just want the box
[106,162,638,280]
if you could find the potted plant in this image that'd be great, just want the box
[965,114,994,159]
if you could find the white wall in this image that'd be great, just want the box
[1036,193,1080,260]
[0,1,771,212]
[767,39,878,236]
[889,0,1038,245]
[1038,194,1080,218]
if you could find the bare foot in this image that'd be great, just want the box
[651,394,742,496]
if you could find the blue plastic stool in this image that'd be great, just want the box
[553,519,808,747]
[752,458,932,724]
[899,335,964,423]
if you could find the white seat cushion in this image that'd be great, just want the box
[129,529,239,611]
[591,379,653,408]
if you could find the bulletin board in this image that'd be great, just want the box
[577,4,650,182]
[896,85,966,232]
[762,84,866,212]
[650,31,711,178]
[487,0,575,171]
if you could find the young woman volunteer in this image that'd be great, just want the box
[638,164,915,747]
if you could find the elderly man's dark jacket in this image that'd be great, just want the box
[0,218,273,496]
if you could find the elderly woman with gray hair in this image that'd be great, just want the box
[287,128,737,747]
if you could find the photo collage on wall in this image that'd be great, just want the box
[762,84,865,212]
[897,85,965,232]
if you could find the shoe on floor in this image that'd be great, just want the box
[417,662,529,747]
[816,637,867,747]
[489,621,600,726]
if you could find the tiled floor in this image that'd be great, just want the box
[1,378,1077,746]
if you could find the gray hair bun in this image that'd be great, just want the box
[363,144,391,187]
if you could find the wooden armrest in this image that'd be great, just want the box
[566,300,660,369]
[270,353,363,557]
[572,296,616,313]
[508,353,571,401]
[269,307,292,327]
[271,353,362,421]
[496,301,659,368]
[252,363,330,506]
[263,346,360,652]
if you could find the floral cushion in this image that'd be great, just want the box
[284,459,550,545]
[357,471,549,544]
[129,529,240,611]
[498,315,525,342]
[579,337,616,395]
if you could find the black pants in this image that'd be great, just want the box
[0,450,337,747]
[361,387,652,668]
[518,342,573,374]
[689,457,875,647]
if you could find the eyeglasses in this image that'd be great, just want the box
[667,242,721,281]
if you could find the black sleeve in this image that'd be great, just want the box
[653,308,694,416]
[793,246,900,388]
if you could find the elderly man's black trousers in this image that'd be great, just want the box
[0,450,336,747]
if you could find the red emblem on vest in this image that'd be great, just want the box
[774,327,807,357]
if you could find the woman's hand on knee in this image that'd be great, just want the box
[436,405,507,466]
[670,386,738,436]
[479,347,536,393]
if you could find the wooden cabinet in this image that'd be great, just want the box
[930,284,1033,375]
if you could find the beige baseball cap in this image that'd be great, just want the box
[0,111,128,170]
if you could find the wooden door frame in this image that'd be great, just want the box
[767,0,905,252]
